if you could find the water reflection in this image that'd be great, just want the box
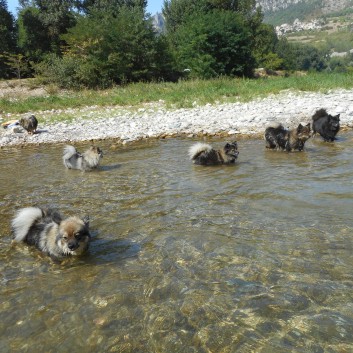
[0,134,353,352]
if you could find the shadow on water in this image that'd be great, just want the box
[0,134,353,352]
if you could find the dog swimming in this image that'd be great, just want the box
[189,141,239,165]
[63,145,103,171]
[11,206,91,260]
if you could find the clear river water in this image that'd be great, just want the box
[0,133,352,352]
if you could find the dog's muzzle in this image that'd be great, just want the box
[68,241,80,251]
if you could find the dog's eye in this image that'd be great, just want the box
[74,232,81,239]
[63,236,68,241]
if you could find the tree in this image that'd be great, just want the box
[171,9,255,78]
[36,6,174,88]
[75,0,147,15]
[252,22,278,67]
[163,0,258,33]
[17,7,51,61]
[163,0,209,33]
[17,0,76,57]
[276,38,327,71]
[0,0,17,78]
[2,53,31,78]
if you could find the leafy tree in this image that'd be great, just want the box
[0,0,17,78]
[2,53,31,78]
[163,0,258,33]
[37,6,174,88]
[75,0,147,15]
[171,9,255,78]
[163,0,209,33]
[276,38,327,71]
[252,22,278,67]
[17,7,51,61]
[18,0,76,56]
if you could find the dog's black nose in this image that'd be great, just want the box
[68,242,79,250]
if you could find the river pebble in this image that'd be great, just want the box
[1,89,353,147]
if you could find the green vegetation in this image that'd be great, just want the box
[2,72,353,120]
[1,0,353,91]
[287,24,353,52]
[263,0,323,26]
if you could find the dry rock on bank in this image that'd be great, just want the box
[1,89,353,147]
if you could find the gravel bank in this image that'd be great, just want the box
[1,89,353,147]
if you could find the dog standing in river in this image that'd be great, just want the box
[63,145,103,171]
[312,108,340,142]
[11,206,91,260]
[264,123,311,152]
[189,141,239,165]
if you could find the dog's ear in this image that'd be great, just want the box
[335,114,340,120]
[306,123,311,129]
[297,123,303,132]
[82,215,90,226]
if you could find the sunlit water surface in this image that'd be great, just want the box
[0,133,352,352]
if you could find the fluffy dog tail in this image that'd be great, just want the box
[312,108,328,121]
[12,207,43,242]
[63,145,77,160]
[188,143,212,160]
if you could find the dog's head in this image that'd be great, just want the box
[296,123,311,142]
[328,114,340,131]
[56,216,90,255]
[90,146,103,158]
[223,142,239,163]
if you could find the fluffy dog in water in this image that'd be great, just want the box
[63,145,103,171]
[312,108,340,142]
[264,123,311,152]
[19,114,38,134]
[189,141,239,165]
[11,206,91,260]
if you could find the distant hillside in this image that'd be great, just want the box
[258,0,353,25]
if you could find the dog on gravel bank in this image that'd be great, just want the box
[63,145,103,171]
[11,206,91,260]
[264,123,311,152]
[189,142,239,165]
[312,108,340,142]
[19,114,38,134]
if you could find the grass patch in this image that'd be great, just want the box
[1,72,353,122]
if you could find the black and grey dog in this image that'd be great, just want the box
[63,145,103,171]
[312,108,340,142]
[19,114,38,134]
[11,206,91,260]
[264,123,311,152]
[189,142,239,165]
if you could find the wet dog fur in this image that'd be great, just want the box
[63,145,103,171]
[189,142,239,165]
[312,108,340,142]
[264,123,311,152]
[19,115,38,134]
[11,206,90,260]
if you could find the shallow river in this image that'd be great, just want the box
[0,133,352,352]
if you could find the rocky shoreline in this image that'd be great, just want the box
[1,89,353,147]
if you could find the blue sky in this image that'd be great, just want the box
[7,0,164,16]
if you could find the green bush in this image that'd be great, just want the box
[34,53,82,89]
[171,9,256,79]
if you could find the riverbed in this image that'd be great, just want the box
[0,134,352,352]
